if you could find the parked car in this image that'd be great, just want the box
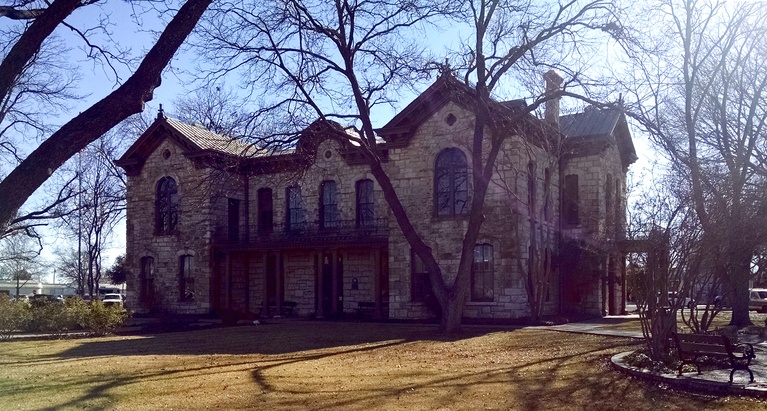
[667,291,695,309]
[102,293,124,307]
[749,288,767,312]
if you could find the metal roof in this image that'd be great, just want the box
[559,107,621,138]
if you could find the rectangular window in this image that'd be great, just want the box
[527,162,536,215]
[320,181,340,229]
[179,255,195,302]
[471,244,494,301]
[139,257,154,304]
[286,186,304,231]
[228,198,240,242]
[411,249,432,302]
[356,179,375,227]
[257,188,273,233]
[563,174,580,225]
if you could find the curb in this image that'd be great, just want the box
[611,351,767,398]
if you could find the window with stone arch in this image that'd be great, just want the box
[320,180,340,229]
[155,176,179,234]
[434,148,468,216]
[356,179,375,227]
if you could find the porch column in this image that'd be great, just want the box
[244,254,251,314]
[331,248,339,315]
[225,252,232,310]
[262,251,269,317]
[608,254,617,315]
[316,249,324,319]
[276,250,284,317]
[620,252,628,315]
[373,247,381,318]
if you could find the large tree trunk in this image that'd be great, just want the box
[0,0,213,233]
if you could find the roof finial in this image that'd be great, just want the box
[157,104,166,120]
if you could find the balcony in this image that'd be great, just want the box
[214,218,389,251]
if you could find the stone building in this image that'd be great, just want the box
[116,73,636,320]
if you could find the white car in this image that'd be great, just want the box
[749,288,767,312]
[102,293,124,307]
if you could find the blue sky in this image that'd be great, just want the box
[12,0,652,282]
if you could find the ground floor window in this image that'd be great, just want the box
[179,255,195,302]
[140,256,154,304]
[471,244,494,301]
[411,249,432,302]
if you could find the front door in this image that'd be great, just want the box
[319,252,343,318]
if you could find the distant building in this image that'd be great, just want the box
[116,73,636,320]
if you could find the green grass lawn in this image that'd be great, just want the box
[0,320,764,410]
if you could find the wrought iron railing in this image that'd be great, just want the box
[215,218,389,246]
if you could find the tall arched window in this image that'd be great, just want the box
[434,148,468,216]
[155,177,178,234]
[356,179,375,227]
[320,180,340,229]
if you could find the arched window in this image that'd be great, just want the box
[155,177,178,234]
[434,148,468,216]
[471,244,494,301]
[356,179,375,227]
[286,186,304,231]
[320,180,340,229]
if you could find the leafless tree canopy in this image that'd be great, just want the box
[619,0,767,327]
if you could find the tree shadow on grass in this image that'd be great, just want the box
[48,321,508,359]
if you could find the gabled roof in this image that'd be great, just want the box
[560,107,637,168]
[163,118,258,157]
[116,114,262,175]
[376,72,550,148]
[560,108,621,138]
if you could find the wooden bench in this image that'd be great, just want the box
[356,301,389,320]
[673,332,756,383]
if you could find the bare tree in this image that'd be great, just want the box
[0,0,215,236]
[0,232,43,297]
[194,0,620,331]
[620,0,767,327]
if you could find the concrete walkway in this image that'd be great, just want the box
[541,314,767,398]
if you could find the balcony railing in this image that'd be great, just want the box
[215,218,389,248]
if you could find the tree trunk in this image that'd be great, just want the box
[0,0,213,233]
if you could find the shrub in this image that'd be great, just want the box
[0,295,30,340]
[27,300,79,337]
[78,301,128,336]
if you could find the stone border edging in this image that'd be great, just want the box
[611,351,767,398]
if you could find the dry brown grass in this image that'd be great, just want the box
[0,320,764,410]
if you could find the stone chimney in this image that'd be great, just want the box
[544,70,563,126]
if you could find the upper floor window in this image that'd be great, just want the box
[527,162,536,215]
[356,179,375,227]
[155,177,178,234]
[543,168,552,221]
[179,254,195,302]
[471,244,494,301]
[257,188,273,233]
[563,174,580,226]
[286,186,305,231]
[139,256,154,304]
[320,180,340,229]
[228,198,240,242]
[435,148,468,216]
